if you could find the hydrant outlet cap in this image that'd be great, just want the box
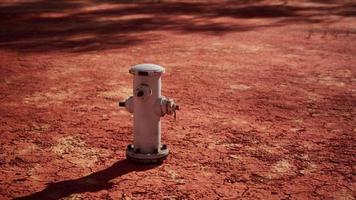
[129,64,165,76]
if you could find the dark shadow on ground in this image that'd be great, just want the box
[13,159,158,200]
[0,0,354,53]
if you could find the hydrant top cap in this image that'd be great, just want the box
[129,63,165,76]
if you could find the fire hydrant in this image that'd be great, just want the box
[119,64,179,163]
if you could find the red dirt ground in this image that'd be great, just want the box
[0,0,355,199]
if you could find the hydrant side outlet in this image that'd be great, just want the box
[120,64,179,163]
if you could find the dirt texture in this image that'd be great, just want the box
[0,0,355,199]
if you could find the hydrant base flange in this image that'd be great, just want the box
[126,144,169,163]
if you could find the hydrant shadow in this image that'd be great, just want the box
[14,159,158,200]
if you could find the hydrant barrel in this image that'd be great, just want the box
[129,64,164,154]
[120,64,178,163]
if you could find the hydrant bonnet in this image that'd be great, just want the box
[129,63,165,76]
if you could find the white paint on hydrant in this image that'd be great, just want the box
[119,64,179,163]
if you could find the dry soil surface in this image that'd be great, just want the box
[0,0,355,199]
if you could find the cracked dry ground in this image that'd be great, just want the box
[0,0,355,199]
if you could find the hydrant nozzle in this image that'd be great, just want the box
[119,64,179,163]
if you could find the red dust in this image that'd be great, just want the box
[0,0,355,199]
